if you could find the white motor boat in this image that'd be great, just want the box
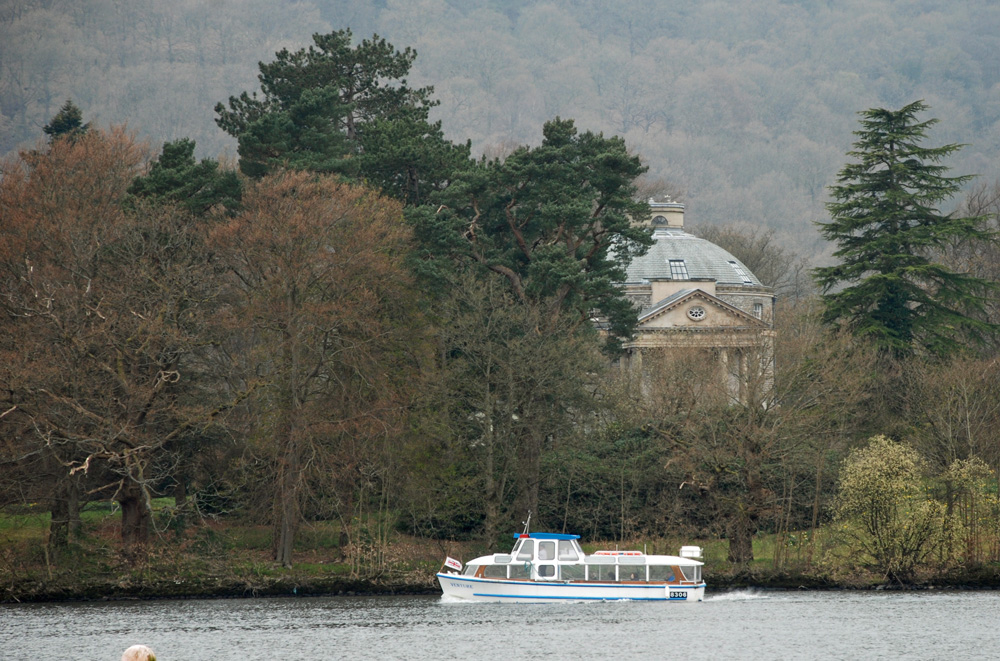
[437,531,705,603]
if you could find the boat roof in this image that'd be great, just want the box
[512,532,581,541]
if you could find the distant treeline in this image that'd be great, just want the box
[3,0,1000,256]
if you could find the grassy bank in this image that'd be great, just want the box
[3,504,1000,603]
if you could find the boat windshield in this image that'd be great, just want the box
[678,565,701,582]
[516,539,534,561]
[557,539,580,560]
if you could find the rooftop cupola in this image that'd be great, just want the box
[649,197,684,228]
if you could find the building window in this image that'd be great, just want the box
[687,305,707,321]
[669,259,689,279]
[728,260,752,284]
[753,303,763,319]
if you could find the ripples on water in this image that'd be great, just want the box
[3,590,999,660]
[705,588,769,601]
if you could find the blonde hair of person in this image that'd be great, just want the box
[121,644,157,661]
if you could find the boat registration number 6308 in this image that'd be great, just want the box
[668,591,687,600]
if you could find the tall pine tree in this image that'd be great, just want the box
[813,101,997,357]
[214,30,469,204]
[409,118,652,352]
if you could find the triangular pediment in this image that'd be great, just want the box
[637,288,765,330]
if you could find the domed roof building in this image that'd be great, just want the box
[617,200,775,400]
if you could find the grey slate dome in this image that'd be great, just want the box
[624,227,763,287]
[617,200,776,407]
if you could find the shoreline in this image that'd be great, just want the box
[7,570,1000,604]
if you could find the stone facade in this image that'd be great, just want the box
[618,200,775,402]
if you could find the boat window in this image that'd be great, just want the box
[483,564,507,578]
[587,565,616,581]
[557,540,579,561]
[677,565,699,581]
[463,565,479,576]
[509,564,530,579]
[537,541,555,560]
[561,564,585,580]
[620,563,646,581]
[494,554,512,564]
[537,564,555,578]
[649,565,676,582]
[516,539,534,561]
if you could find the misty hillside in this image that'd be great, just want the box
[3,0,998,256]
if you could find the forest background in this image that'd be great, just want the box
[3,0,1000,600]
[4,0,1000,258]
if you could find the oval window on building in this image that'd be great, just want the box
[687,305,707,321]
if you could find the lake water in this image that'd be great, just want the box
[3,589,999,660]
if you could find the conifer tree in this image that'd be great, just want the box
[128,138,241,215]
[814,101,997,357]
[410,118,651,352]
[42,100,89,141]
[215,30,468,204]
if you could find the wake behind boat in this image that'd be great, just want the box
[437,531,705,603]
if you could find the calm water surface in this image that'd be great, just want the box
[3,590,999,660]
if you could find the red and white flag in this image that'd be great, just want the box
[444,556,462,571]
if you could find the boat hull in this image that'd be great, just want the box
[437,573,705,603]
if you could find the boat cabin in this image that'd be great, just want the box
[461,532,702,584]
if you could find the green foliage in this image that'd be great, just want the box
[219,86,354,177]
[409,117,652,351]
[357,111,471,206]
[538,423,682,542]
[835,435,944,583]
[215,29,468,202]
[42,100,89,141]
[814,100,998,357]
[128,138,241,215]
[407,274,605,541]
[395,453,486,541]
[941,456,999,567]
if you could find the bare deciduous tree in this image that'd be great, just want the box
[0,127,216,560]
[208,171,418,568]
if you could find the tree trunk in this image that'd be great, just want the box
[807,451,824,570]
[273,318,303,569]
[728,473,760,567]
[170,474,190,533]
[118,480,150,561]
[727,509,755,566]
[173,474,188,507]
[46,456,80,555]
[728,453,761,567]
[519,428,542,529]
[48,482,71,551]
[483,418,499,547]
[273,435,301,568]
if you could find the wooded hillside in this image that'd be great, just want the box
[3,0,999,255]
